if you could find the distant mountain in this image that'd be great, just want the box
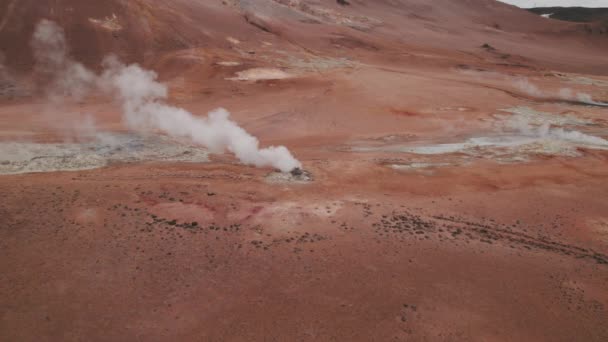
[528,7,608,23]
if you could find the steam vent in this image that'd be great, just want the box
[266,167,313,184]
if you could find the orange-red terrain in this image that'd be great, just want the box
[1,1,608,341]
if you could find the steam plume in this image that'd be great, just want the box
[31,20,95,101]
[513,77,608,107]
[31,20,301,172]
[508,116,608,146]
[458,69,607,107]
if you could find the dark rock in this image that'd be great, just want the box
[481,43,496,51]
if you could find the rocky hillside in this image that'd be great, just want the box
[528,7,608,23]
[0,0,607,75]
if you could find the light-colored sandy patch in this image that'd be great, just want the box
[390,162,453,171]
[74,208,100,225]
[352,106,608,163]
[226,37,241,45]
[243,200,345,234]
[265,170,312,184]
[215,61,242,67]
[353,132,608,163]
[587,218,608,245]
[555,74,608,88]
[437,106,475,112]
[264,200,344,218]
[227,68,292,81]
[0,134,209,175]
[497,107,594,127]
[89,14,122,32]
[283,55,353,71]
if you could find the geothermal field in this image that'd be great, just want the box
[1,0,608,341]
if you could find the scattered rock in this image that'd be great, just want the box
[481,43,496,51]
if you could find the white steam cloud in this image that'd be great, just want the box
[31,20,301,172]
[513,77,608,107]
[508,115,608,146]
[458,69,607,107]
[31,20,96,101]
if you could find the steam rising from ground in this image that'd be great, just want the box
[507,114,608,147]
[513,78,608,107]
[352,106,608,160]
[31,20,95,101]
[459,69,607,107]
[30,20,301,172]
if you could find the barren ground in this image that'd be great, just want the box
[1,1,607,341]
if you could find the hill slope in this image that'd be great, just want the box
[528,7,608,23]
[0,0,607,75]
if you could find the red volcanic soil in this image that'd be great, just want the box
[1,1,608,341]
